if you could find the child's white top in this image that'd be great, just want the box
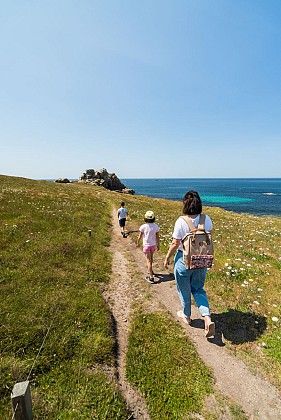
[118,207,128,219]
[139,223,159,246]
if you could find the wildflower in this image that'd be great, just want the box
[253,301,260,305]
[257,288,263,291]
[272,317,279,322]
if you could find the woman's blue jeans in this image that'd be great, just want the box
[174,251,210,317]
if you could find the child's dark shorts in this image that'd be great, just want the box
[119,218,126,227]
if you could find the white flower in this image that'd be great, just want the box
[225,263,229,267]
[257,288,263,291]
[253,301,260,305]
[272,317,279,322]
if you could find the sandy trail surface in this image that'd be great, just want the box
[103,209,281,419]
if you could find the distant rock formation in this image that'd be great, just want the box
[78,168,135,194]
[55,178,70,183]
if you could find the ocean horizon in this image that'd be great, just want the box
[121,178,281,217]
[44,177,281,217]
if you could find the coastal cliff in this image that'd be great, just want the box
[78,168,135,194]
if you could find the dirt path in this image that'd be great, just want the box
[103,209,281,419]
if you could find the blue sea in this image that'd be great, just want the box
[121,178,281,217]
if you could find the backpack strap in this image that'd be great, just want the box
[181,216,197,232]
[198,214,206,230]
[181,214,206,232]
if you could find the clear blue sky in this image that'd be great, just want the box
[1,0,281,179]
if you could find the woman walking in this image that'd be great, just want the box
[164,190,215,337]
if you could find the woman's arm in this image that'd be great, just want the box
[164,238,181,269]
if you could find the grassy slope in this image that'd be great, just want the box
[0,176,128,418]
[1,176,280,418]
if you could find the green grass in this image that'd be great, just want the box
[0,175,129,418]
[126,312,213,418]
[1,175,280,418]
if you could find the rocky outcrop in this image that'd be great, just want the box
[78,168,135,194]
[55,178,70,183]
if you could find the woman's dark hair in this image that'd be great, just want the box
[145,217,155,223]
[121,202,125,206]
[182,190,202,215]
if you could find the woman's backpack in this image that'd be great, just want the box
[181,214,214,270]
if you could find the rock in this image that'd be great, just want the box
[78,168,134,194]
[121,188,135,194]
[55,178,70,183]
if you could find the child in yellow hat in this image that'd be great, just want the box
[137,211,160,284]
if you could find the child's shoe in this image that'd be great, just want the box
[145,276,155,284]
